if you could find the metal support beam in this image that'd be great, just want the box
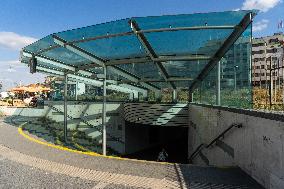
[216,61,221,106]
[64,73,68,143]
[117,76,193,83]
[102,66,107,156]
[53,35,105,67]
[189,12,255,92]
[104,55,211,66]
[52,35,160,92]
[33,64,140,95]
[129,20,176,89]
[22,51,94,77]
[65,25,235,45]
[107,66,160,92]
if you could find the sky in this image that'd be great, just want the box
[0,0,284,91]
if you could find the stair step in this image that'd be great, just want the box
[52,112,64,115]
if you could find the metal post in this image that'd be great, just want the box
[64,73,68,143]
[234,66,237,91]
[172,89,177,103]
[269,57,272,108]
[216,61,221,105]
[75,81,78,101]
[102,66,107,156]
[188,90,193,103]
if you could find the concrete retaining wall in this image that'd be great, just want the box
[188,104,284,189]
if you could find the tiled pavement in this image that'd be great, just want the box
[0,117,264,189]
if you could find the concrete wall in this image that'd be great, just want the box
[188,104,284,189]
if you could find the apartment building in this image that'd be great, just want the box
[252,32,284,88]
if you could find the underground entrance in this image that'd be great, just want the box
[123,121,188,163]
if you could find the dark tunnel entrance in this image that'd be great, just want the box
[123,121,188,163]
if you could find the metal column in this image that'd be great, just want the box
[172,89,177,103]
[216,61,221,106]
[102,66,107,156]
[75,81,78,101]
[64,73,68,143]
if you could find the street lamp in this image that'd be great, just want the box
[234,65,239,91]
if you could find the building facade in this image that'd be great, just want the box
[252,33,284,88]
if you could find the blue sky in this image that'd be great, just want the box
[0,0,283,90]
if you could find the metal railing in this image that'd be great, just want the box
[188,123,242,163]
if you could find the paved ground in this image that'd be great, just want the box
[0,155,97,189]
[0,116,264,189]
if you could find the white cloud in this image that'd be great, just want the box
[6,67,16,73]
[242,0,282,12]
[0,32,37,50]
[253,19,269,32]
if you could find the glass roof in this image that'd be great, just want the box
[21,10,256,90]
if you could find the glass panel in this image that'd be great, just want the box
[24,35,55,53]
[76,35,146,60]
[56,18,131,42]
[41,47,92,66]
[163,60,208,78]
[133,11,251,30]
[118,62,163,80]
[220,24,252,108]
[144,30,232,56]
[192,23,252,108]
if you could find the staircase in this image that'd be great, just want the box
[47,104,123,144]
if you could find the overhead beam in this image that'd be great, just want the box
[137,25,237,34]
[130,20,176,89]
[65,25,235,45]
[107,66,159,92]
[104,55,211,66]
[34,65,141,94]
[53,34,105,67]
[117,76,193,83]
[22,51,94,77]
[189,12,254,92]
[52,35,160,92]
[21,56,149,95]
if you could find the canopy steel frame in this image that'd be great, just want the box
[189,12,254,92]
[52,35,160,92]
[104,55,211,66]
[60,25,236,45]
[117,76,193,83]
[130,20,176,89]
[31,25,234,59]
[53,35,105,67]
[22,51,153,93]
[21,57,147,95]
[22,51,96,77]
[78,55,211,68]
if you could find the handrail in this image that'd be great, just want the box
[188,123,242,163]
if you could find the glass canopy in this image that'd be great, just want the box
[20,10,256,98]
